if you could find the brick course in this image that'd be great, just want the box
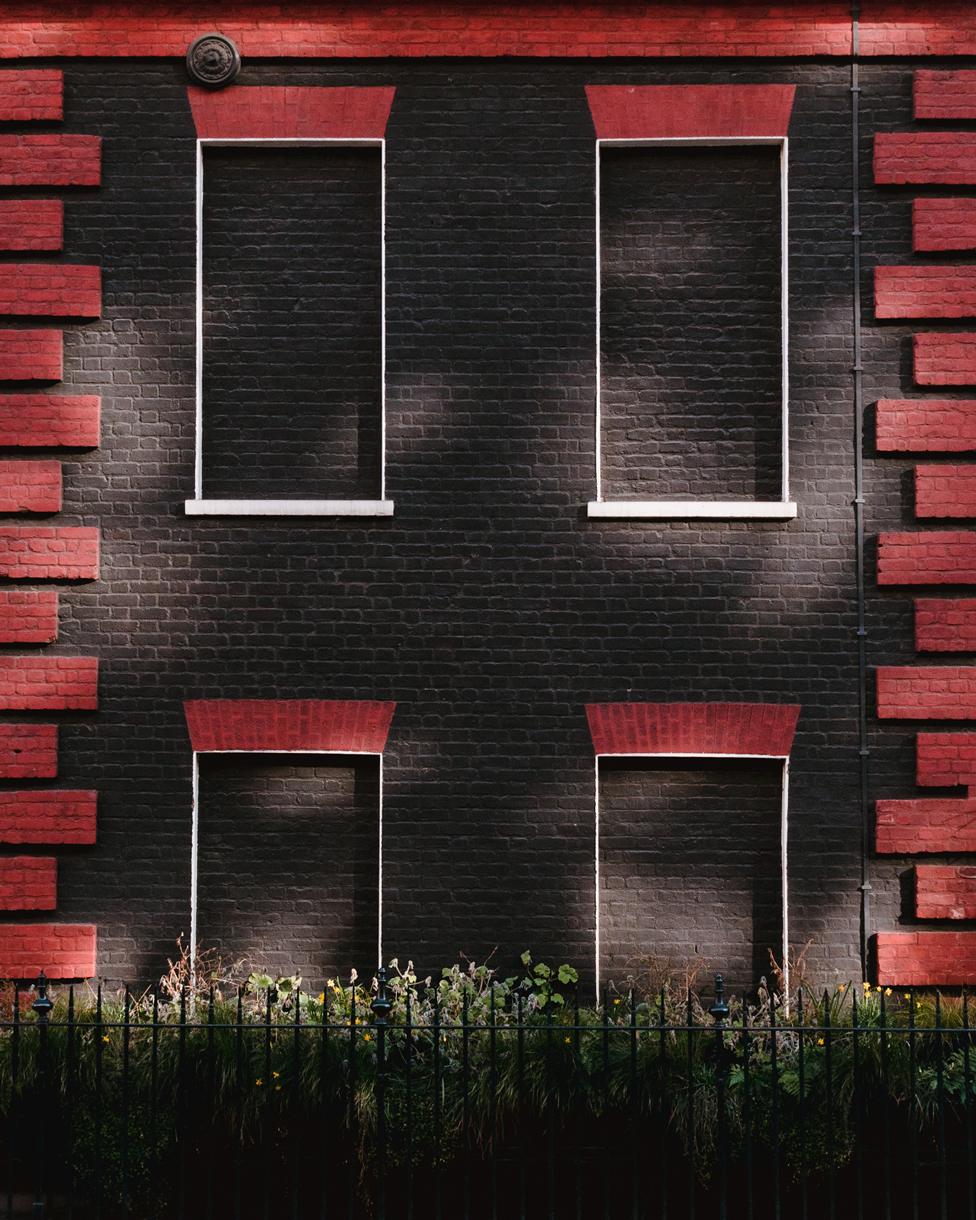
[878,531,976,584]
[874,932,976,987]
[0,790,96,845]
[0,68,61,120]
[0,330,61,381]
[0,265,100,318]
[914,865,976,920]
[0,395,99,447]
[0,135,101,188]
[877,399,976,452]
[0,923,95,979]
[0,200,62,251]
[914,199,976,253]
[0,526,98,580]
[915,70,976,120]
[876,798,976,854]
[914,333,976,385]
[875,133,976,186]
[916,598,976,651]
[0,590,58,644]
[0,461,61,513]
[0,724,57,779]
[917,732,976,788]
[915,465,976,518]
[877,666,976,719]
[875,266,976,319]
[0,656,98,712]
[0,858,57,912]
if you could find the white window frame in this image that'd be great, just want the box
[187,137,393,518]
[189,748,385,976]
[593,750,790,1000]
[588,136,795,521]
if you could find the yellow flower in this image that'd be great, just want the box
[862,982,871,991]
[317,992,325,1004]
[885,988,892,997]
[613,998,621,1006]
[363,1034,372,1043]
[837,983,846,992]
[255,1078,263,1087]
[817,1038,825,1047]
[272,1071,280,1080]
[875,986,882,993]
[101,1034,110,1043]
[564,1036,571,1045]
[904,993,911,1001]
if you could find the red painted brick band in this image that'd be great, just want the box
[916,598,976,651]
[0,395,99,447]
[0,526,98,580]
[0,461,61,513]
[915,465,976,518]
[184,698,396,753]
[0,200,63,252]
[917,731,976,788]
[915,70,976,120]
[0,656,98,712]
[875,133,976,186]
[0,790,96,845]
[876,798,976,853]
[584,84,796,139]
[188,85,395,140]
[585,702,800,757]
[875,266,976,319]
[0,590,58,644]
[877,665,976,719]
[0,857,56,912]
[877,399,976,452]
[0,264,100,318]
[878,531,976,585]
[0,69,61,121]
[914,199,976,252]
[0,724,57,779]
[874,931,976,986]
[914,865,976,920]
[0,923,95,979]
[0,330,62,381]
[0,135,101,188]
[915,333,976,385]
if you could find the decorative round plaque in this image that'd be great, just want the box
[186,33,241,88]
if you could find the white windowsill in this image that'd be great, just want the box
[586,500,797,520]
[184,499,395,517]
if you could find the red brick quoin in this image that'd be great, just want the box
[915,466,976,518]
[0,395,100,448]
[915,71,976,121]
[0,461,61,514]
[0,657,98,712]
[0,790,96,845]
[917,731,976,788]
[914,200,976,253]
[0,526,98,580]
[876,400,976,452]
[914,333,976,385]
[0,590,59,644]
[0,331,61,381]
[0,924,95,979]
[0,136,100,188]
[875,134,976,186]
[876,798,976,854]
[0,69,61,121]
[0,265,100,318]
[0,858,56,911]
[875,266,976,319]
[914,865,976,920]
[0,724,57,779]
[874,932,976,987]
[878,532,976,584]
[0,200,62,251]
[877,666,976,719]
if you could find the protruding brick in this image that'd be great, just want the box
[0,527,98,579]
[0,395,99,447]
[914,199,976,253]
[0,923,95,979]
[874,931,976,986]
[876,798,976,853]
[917,732,976,788]
[0,590,58,643]
[0,790,95,845]
[877,399,976,452]
[0,330,61,381]
[875,134,976,186]
[878,531,976,584]
[0,135,100,187]
[914,865,976,920]
[876,266,976,319]
[0,461,60,513]
[916,598,976,651]
[0,724,57,779]
[0,69,61,121]
[915,71,976,121]
[0,858,56,911]
[915,333,976,385]
[0,265,100,318]
[0,200,62,251]
[915,465,976,518]
[0,657,98,711]
[877,665,976,719]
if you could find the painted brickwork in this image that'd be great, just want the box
[0,461,62,513]
[0,527,98,580]
[0,925,95,979]
[0,858,57,911]
[0,200,62,251]
[913,865,976,919]
[0,592,58,644]
[914,199,976,252]
[0,395,99,448]
[0,724,57,779]
[0,657,98,712]
[0,791,97,846]
[0,331,62,381]
[0,264,100,318]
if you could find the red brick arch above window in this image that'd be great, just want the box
[187,86,395,140]
[584,85,796,140]
[183,699,396,754]
[585,702,801,758]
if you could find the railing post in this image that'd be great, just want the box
[709,973,731,1220]
[31,971,54,1220]
[371,966,392,1220]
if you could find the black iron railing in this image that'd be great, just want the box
[1,969,974,1219]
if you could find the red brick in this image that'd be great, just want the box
[0,724,56,780]
[184,698,397,753]
[916,598,976,651]
[0,923,95,979]
[876,798,976,853]
[0,461,60,513]
[0,858,56,912]
[583,84,796,139]
[914,333,976,385]
[914,199,976,253]
[915,70,976,120]
[915,464,976,518]
[0,394,99,447]
[0,526,98,579]
[0,69,61,121]
[0,200,62,252]
[874,931,976,986]
[0,136,100,188]
[917,732,976,788]
[0,790,95,845]
[878,531,976,584]
[188,85,394,139]
[914,865,976,920]
[877,665,976,719]
[0,265,99,318]
[0,657,98,711]
[0,590,58,644]
[875,133,976,186]
[877,399,976,452]
[583,701,800,757]
[875,266,976,319]
[0,330,61,381]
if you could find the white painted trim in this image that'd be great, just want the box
[191,136,390,515]
[184,498,395,517]
[593,751,791,1002]
[587,500,797,520]
[592,136,791,516]
[188,746,385,978]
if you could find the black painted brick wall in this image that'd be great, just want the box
[7,56,935,988]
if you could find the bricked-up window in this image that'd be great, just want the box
[185,86,395,517]
[585,85,797,521]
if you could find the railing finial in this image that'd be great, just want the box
[31,971,53,1025]
[371,964,392,1025]
[709,972,730,1028]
